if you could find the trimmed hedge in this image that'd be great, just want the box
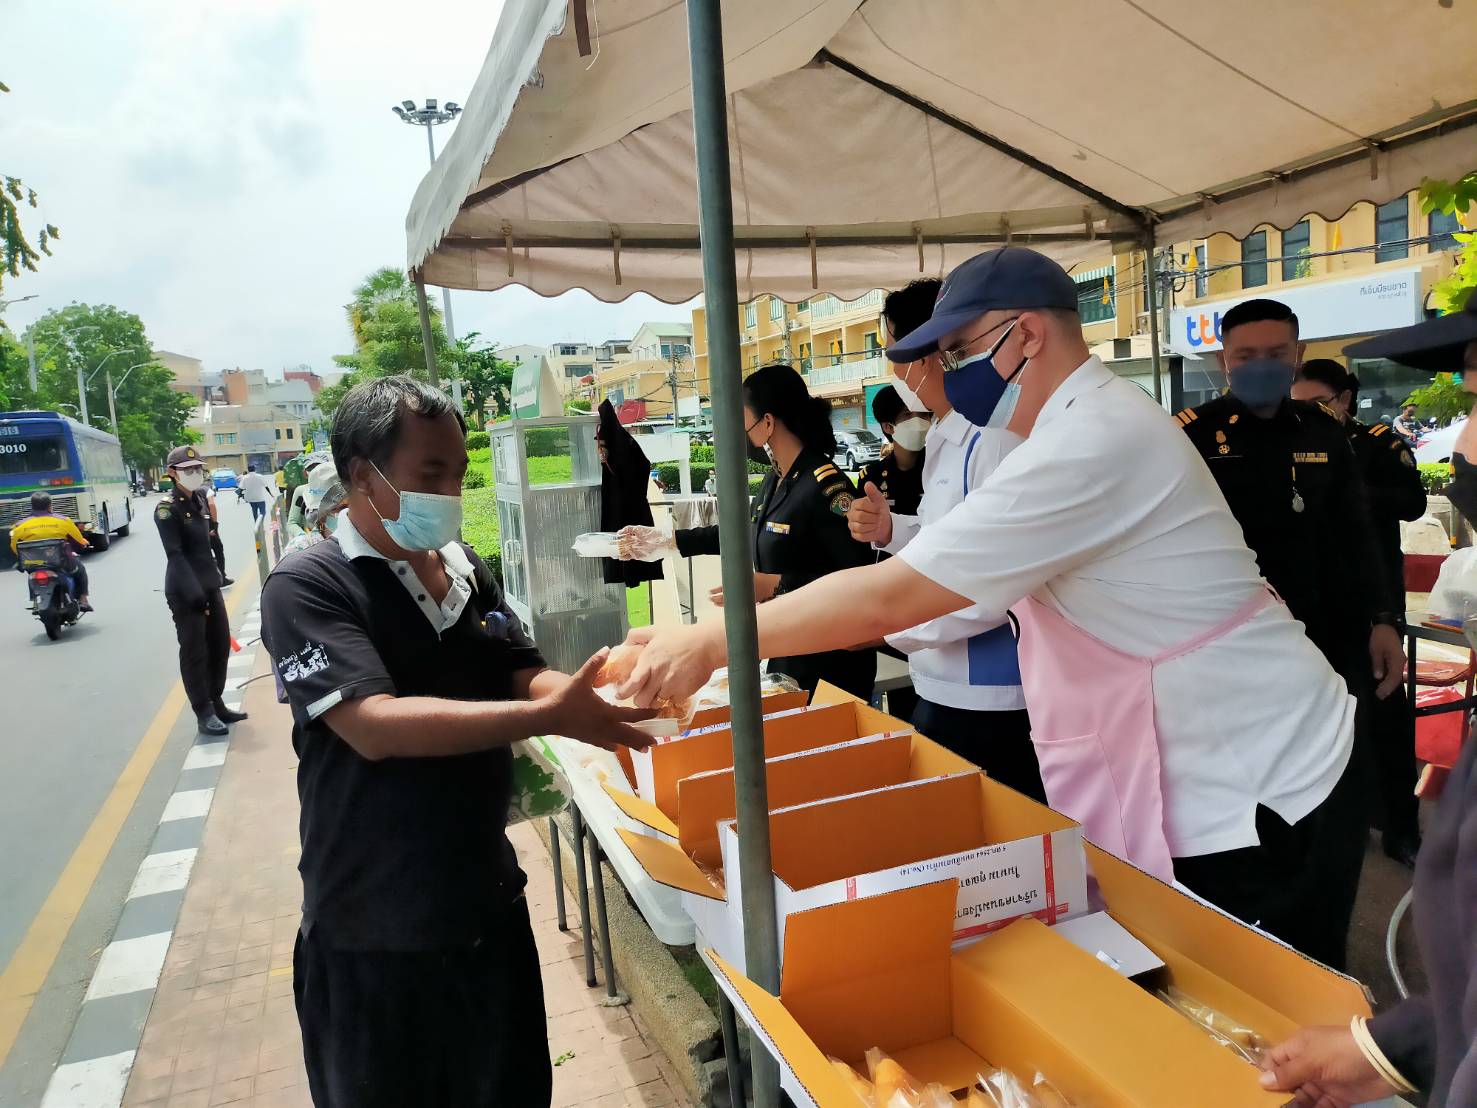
[656,461,765,493]
[465,430,491,450]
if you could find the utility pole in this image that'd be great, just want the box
[76,361,89,424]
[27,330,39,392]
[393,98,465,410]
[1145,241,1164,407]
[106,370,118,431]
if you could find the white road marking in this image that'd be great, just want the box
[182,743,227,771]
[127,849,198,900]
[83,934,172,1001]
[39,1050,136,1108]
[158,789,213,823]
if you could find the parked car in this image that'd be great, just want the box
[210,467,239,490]
[833,429,883,471]
[1415,416,1466,464]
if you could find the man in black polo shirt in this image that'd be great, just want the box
[261,376,654,1108]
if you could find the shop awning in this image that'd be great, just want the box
[406,0,1477,304]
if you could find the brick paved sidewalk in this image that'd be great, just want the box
[120,650,690,1108]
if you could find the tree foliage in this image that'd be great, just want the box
[449,331,515,429]
[1405,373,1473,425]
[1,81,59,292]
[1419,173,1477,314]
[328,267,456,415]
[19,303,195,469]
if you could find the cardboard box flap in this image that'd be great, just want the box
[890,1037,990,1097]
[616,828,724,901]
[602,783,679,839]
[780,881,958,1063]
[707,952,856,1108]
[807,680,862,708]
[1086,844,1373,1030]
[768,774,986,891]
[675,734,916,870]
[954,918,1286,1106]
[686,687,809,731]
[647,701,864,814]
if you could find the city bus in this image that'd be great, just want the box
[0,410,133,554]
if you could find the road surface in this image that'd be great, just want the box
[0,491,264,1103]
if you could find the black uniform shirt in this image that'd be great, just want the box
[154,487,222,603]
[260,528,545,951]
[1348,417,1426,603]
[1179,395,1393,678]
[860,448,926,517]
[675,446,873,593]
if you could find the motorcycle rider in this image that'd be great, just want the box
[10,491,93,611]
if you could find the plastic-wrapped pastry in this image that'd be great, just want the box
[1157,985,1268,1065]
[827,1057,874,1104]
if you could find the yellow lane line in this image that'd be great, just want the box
[0,570,259,1067]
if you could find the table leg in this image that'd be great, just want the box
[571,805,597,987]
[718,992,747,1108]
[587,828,620,1000]
[548,816,568,932]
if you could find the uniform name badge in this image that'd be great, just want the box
[765,521,791,534]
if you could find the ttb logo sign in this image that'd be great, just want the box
[1184,310,1223,349]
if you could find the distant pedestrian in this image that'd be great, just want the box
[156,445,244,737]
[260,375,654,1108]
[239,464,274,523]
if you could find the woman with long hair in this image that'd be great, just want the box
[671,363,876,698]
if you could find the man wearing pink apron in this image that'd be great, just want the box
[618,247,1363,971]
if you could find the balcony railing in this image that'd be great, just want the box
[809,289,884,321]
[804,353,887,388]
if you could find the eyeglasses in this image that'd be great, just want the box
[939,316,1020,372]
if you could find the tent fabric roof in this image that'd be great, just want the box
[407,0,1477,303]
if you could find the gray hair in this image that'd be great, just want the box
[329,375,465,483]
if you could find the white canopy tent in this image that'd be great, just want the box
[403,5,1476,1102]
[408,0,1477,303]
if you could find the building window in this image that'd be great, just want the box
[286,428,294,440]
[660,343,672,360]
[1430,209,1463,252]
[744,302,757,329]
[274,428,281,441]
[1241,230,1268,288]
[1281,220,1311,280]
[214,432,236,446]
[796,299,810,313]
[1376,198,1409,262]
[1194,244,1208,298]
[862,331,881,353]
[769,298,784,321]
[1074,266,1115,325]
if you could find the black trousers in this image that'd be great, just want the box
[910,700,1044,803]
[771,648,876,703]
[294,899,552,1108]
[1364,686,1420,842]
[168,588,229,715]
[1173,754,1366,971]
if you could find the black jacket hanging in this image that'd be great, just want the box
[597,399,664,587]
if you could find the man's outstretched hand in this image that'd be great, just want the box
[613,625,723,709]
[847,481,892,545]
[541,650,659,752]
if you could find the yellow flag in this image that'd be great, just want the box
[1183,250,1198,272]
[1330,222,1343,250]
[1101,277,1111,304]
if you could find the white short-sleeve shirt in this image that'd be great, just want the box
[898,356,1355,857]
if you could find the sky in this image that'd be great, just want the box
[0,0,689,378]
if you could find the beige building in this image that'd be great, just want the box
[690,187,1469,429]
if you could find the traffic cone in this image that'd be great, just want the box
[230,636,242,653]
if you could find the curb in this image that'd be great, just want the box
[535,815,721,1106]
[37,602,266,1108]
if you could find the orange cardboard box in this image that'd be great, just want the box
[622,771,1085,977]
[711,858,1372,1107]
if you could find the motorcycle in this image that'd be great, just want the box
[15,538,83,641]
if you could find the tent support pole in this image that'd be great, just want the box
[684,2,780,1105]
[414,275,441,388]
[1144,230,1164,406]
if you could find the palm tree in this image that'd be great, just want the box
[345,267,415,349]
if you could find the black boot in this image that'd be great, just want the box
[214,700,248,724]
[197,712,229,737]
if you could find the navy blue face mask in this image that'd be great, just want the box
[1228,358,1295,412]
[941,318,1027,429]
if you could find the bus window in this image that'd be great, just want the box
[0,435,70,475]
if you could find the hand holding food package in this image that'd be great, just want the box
[595,643,692,734]
[1157,985,1268,1065]
[572,526,674,562]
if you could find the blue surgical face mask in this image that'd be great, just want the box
[1228,358,1295,413]
[942,319,1028,429]
[370,462,462,551]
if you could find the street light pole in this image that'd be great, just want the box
[106,361,151,432]
[393,98,465,410]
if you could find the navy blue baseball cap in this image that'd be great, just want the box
[886,246,1080,363]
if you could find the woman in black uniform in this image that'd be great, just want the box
[674,364,876,699]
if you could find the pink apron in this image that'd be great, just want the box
[1014,588,1277,882]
